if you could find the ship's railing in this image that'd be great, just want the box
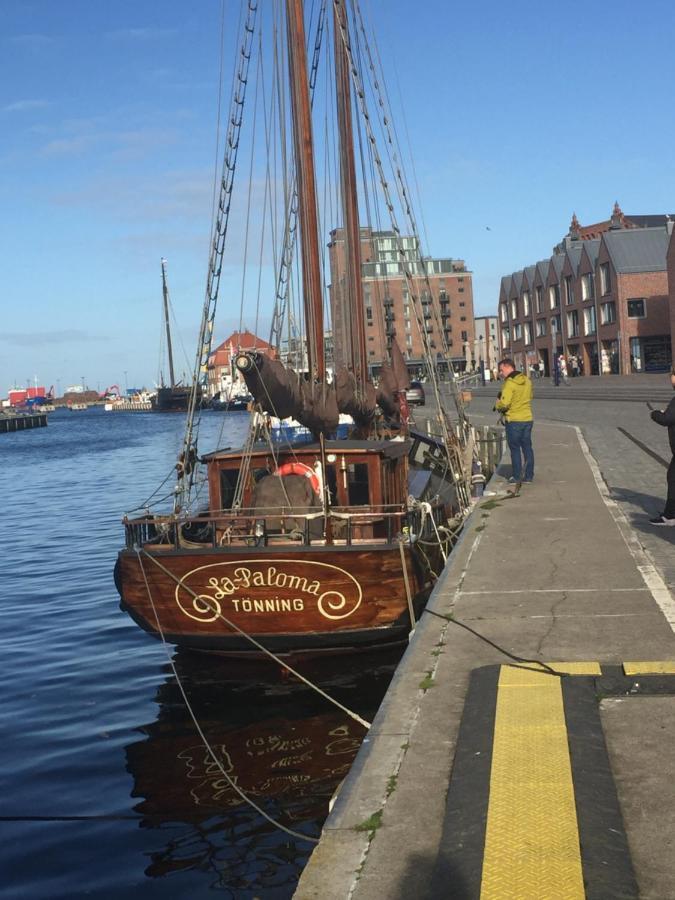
[123,502,446,550]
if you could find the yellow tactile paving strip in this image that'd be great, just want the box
[623,661,675,675]
[480,666,585,900]
[516,661,602,675]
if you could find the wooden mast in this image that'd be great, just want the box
[333,0,367,390]
[286,0,324,380]
[161,257,176,388]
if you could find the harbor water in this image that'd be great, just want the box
[1,408,399,898]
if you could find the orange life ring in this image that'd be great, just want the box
[274,462,321,495]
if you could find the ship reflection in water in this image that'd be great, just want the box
[125,648,401,894]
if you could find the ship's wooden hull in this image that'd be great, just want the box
[115,542,433,655]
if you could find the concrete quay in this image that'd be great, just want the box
[296,412,675,899]
[466,372,674,403]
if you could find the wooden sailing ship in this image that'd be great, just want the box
[151,258,194,412]
[115,0,472,655]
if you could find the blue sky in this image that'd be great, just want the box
[2,0,674,393]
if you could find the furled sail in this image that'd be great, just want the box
[376,341,410,424]
[335,367,376,429]
[235,351,338,437]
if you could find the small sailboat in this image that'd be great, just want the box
[115,1,473,655]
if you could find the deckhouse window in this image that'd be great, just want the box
[347,462,370,505]
[220,469,240,510]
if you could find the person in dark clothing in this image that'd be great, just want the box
[649,365,675,525]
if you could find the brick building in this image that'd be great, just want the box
[499,207,673,376]
[328,227,474,374]
[667,230,675,346]
[206,329,274,398]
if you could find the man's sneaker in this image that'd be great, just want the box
[649,514,675,526]
[507,476,521,484]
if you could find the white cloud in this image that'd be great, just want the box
[9,33,55,48]
[107,27,178,41]
[2,99,49,114]
[0,330,106,346]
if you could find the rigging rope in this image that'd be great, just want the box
[136,549,321,845]
[136,548,372,731]
[176,0,259,513]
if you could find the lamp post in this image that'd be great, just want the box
[551,319,559,386]
[124,370,128,396]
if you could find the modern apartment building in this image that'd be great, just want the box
[329,227,474,374]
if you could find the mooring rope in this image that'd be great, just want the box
[136,549,321,845]
[135,548,372,730]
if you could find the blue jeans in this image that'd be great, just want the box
[505,421,534,481]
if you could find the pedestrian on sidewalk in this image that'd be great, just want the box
[558,354,570,385]
[495,357,534,483]
[649,365,675,526]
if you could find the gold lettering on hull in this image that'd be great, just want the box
[176,559,363,624]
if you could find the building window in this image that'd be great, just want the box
[523,291,531,316]
[458,287,464,293]
[501,327,510,346]
[536,318,547,337]
[551,314,562,333]
[600,262,611,295]
[535,286,543,313]
[511,299,518,319]
[406,334,413,347]
[500,303,508,323]
[512,323,522,340]
[583,307,597,335]
[366,307,373,321]
[564,276,574,305]
[461,330,468,341]
[627,298,646,318]
[549,285,560,309]
[566,310,579,337]
[368,336,374,342]
[523,322,532,345]
[581,273,595,301]
[460,316,467,321]
[600,302,616,325]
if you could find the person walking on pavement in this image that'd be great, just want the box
[649,365,675,525]
[558,354,570,385]
[495,357,534,483]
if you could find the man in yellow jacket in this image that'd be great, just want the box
[495,357,534,483]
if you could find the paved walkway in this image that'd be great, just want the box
[296,421,675,899]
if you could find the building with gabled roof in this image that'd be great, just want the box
[207,329,275,398]
[498,213,672,376]
[554,203,675,252]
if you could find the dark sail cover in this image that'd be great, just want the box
[390,341,411,391]
[236,352,338,436]
[235,353,303,420]
[376,340,410,422]
[335,367,376,429]
[300,378,339,436]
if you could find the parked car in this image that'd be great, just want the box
[405,380,425,406]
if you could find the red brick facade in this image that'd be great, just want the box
[499,217,673,375]
[328,228,474,373]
